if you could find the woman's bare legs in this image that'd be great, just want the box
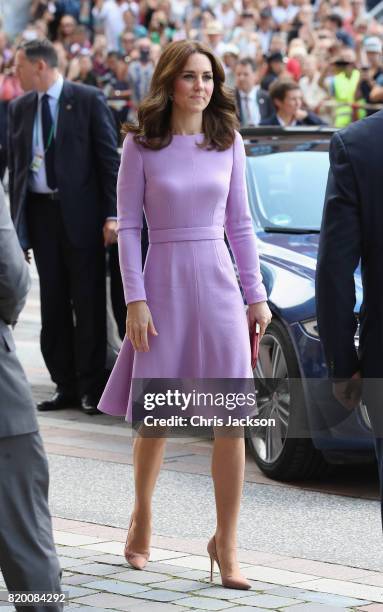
[127,426,167,552]
[211,428,246,577]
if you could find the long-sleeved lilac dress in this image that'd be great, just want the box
[98,130,267,422]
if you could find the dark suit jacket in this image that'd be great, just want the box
[259,111,326,126]
[8,80,119,250]
[235,87,273,126]
[316,111,383,380]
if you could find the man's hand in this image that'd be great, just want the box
[103,220,118,246]
[295,109,309,121]
[332,370,362,412]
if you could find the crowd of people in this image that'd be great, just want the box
[1,0,383,156]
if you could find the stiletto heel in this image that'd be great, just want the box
[124,514,150,570]
[207,535,251,590]
[210,554,214,582]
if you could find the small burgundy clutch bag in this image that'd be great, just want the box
[250,322,261,370]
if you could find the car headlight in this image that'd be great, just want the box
[301,318,359,347]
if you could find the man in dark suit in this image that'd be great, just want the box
[234,57,273,127]
[9,39,120,415]
[316,111,383,528]
[0,184,63,607]
[260,78,325,126]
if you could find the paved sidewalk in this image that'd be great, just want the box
[2,516,383,611]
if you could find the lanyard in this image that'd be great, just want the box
[34,94,61,153]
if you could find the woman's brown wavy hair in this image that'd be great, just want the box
[122,40,239,151]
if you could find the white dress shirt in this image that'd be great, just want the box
[28,73,64,194]
[240,86,261,126]
[276,114,297,127]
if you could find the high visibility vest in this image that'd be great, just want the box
[333,70,364,128]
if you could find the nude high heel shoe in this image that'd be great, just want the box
[207,535,251,590]
[124,514,150,570]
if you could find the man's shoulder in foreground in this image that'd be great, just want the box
[335,108,383,147]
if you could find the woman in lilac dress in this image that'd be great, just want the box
[98,40,272,590]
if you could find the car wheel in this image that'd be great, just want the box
[246,319,330,481]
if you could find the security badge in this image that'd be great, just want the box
[30,153,44,173]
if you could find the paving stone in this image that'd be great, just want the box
[58,556,93,569]
[242,566,318,586]
[82,579,150,596]
[69,563,123,576]
[140,562,204,577]
[53,532,106,547]
[66,608,113,612]
[267,587,370,607]
[192,585,259,599]
[247,582,283,592]
[148,578,211,592]
[176,569,211,580]
[61,585,98,599]
[61,575,101,586]
[229,594,304,608]
[280,605,353,612]
[56,546,104,559]
[84,542,186,560]
[351,574,383,587]
[78,542,126,556]
[71,593,155,610]
[148,549,191,562]
[161,555,248,572]
[117,602,190,612]
[171,596,235,610]
[125,588,193,603]
[110,570,174,584]
[296,579,383,603]
[84,554,126,566]
[221,608,277,612]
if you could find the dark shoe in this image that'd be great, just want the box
[80,394,101,415]
[37,390,79,412]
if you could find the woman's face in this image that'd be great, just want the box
[172,53,214,116]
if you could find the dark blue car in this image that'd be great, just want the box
[241,127,374,481]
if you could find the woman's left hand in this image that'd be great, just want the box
[247,301,272,340]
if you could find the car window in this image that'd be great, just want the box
[246,151,329,231]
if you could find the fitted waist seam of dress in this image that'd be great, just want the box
[148,226,224,244]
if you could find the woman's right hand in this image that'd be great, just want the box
[126,300,158,352]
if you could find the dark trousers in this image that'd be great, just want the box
[0,431,63,612]
[108,243,126,341]
[26,194,106,398]
[364,379,383,530]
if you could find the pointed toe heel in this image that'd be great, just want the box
[124,515,150,570]
[207,535,251,590]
